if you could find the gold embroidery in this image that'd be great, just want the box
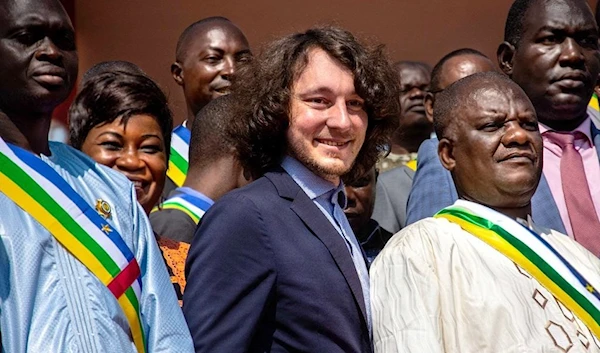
[95,199,112,219]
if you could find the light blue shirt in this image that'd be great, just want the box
[0,142,194,352]
[281,157,348,244]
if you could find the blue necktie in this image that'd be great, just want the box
[331,189,372,336]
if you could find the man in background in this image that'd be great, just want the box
[378,61,430,172]
[166,17,251,192]
[405,48,496,226]
[344,167,392,264]
[151,94,251,243]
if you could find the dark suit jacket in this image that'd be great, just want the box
[183,168,372,353]
[406,115,600,233]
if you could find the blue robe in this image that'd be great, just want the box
[0,142,193,352]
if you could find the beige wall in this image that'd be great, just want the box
[75,0,599,125]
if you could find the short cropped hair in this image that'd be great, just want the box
[430,48,489,93]
[229,26,400,183]
[434,71,517,139]
[504,0,536,47]
[188,95,239,169]
[175,16,233,61]
[393,61,431,73]
[81,60,145,86]
[69,72,173,158]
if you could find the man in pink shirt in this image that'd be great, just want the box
[497,0,600,253]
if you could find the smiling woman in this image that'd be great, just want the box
[69,70,191,303]
[69,71,172,214]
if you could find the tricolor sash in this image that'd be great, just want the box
[0,138,146,353]
[589,93,599,113]
[435,202,600,339]
[167,125,190,187]
[152,192,211,224]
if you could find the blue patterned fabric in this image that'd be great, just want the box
[0,142,193,352]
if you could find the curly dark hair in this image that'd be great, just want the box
[230,26,400,183]
[69,71,173,159]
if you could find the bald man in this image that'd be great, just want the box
[408,0,600,255]
[376,49,495,235]
[372,71,600,353]
[166,17,252,192]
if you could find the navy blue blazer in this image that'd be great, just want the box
[406,114,600,233]
[183,168,372,353]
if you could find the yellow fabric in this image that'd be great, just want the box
[371,217,600,352]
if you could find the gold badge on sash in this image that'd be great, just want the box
[95,199,112,219]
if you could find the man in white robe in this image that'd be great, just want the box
[371,72,600,352]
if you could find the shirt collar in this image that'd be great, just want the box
[280,156,345,203]
[539,113,593,144]
[175,186,214,206]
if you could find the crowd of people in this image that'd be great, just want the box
[1,0,600,351]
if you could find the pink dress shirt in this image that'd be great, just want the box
[539,116,600,237]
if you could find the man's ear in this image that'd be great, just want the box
[171,62,184,86]
[497,41,515,76]
[438,137,456,172]
[424,92,435,125]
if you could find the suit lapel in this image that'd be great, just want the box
[532,174,566,234]
[590,110,600,160]
[265,169,369,326]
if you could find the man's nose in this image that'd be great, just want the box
[327,101,352,132]
[345,188,357,209]
[559,37,585,67]
[35,37,61,61]
[502,122,531,146]
[408,87,427,99]
[221,57,235,79]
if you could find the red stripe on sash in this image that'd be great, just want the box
[108,260,141,298]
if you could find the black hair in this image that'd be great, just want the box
[175,16,244,61]
[230,26,400,183]
[69,71,173,158]
[188,95,239,169]
[81,60,145,86]
[504,0,536,47]
[393,61,431,72]
[430,48,489,92]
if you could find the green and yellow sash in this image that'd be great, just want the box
[0,138,146,352]
[166,125,190,187]
[435,202,600,339]
[589,93,599,113]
